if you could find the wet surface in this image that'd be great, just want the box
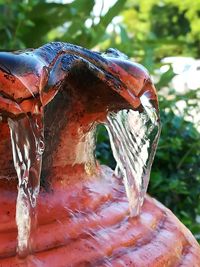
[0,43,198,266]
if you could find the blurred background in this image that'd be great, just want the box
[0,0,199,241]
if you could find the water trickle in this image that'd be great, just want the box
[8,112,44,257]
[106,94,160,216]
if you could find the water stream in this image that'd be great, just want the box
[8,113,44,257]
[106,94,160,216]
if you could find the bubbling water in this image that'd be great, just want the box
[8,113,44,257]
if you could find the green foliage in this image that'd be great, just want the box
[0,0,199,240]
[0,0,126,50]
[150,89,200,240]
[96,125,116,169]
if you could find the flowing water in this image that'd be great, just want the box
[6,93,160,257]
[6,93,160,258]
[8,113,44,257]
[106,94,160,216]
[0,44,161,260]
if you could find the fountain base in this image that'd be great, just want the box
[0,166,199,267]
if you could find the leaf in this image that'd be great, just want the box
[90,0,127,47]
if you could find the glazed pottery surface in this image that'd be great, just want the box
[0,43,199,266]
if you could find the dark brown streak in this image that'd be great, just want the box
[0,90,40,105]
[0,65,12,76]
